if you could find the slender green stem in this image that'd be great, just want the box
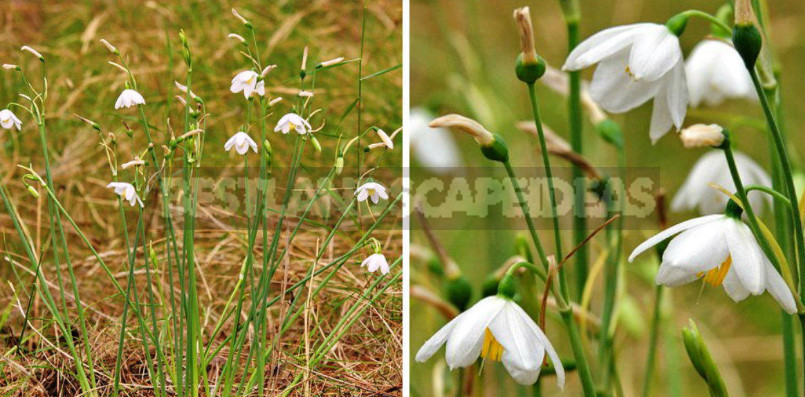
[680,10,732,33]
[502,160,549,269]
[526,82,567,296]
[642,285,664,397]
[560,309,597,397]
[749,71,805,290]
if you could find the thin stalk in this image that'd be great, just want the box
[560,309,597,397]
[502,161,549,268]
[641,286,664,397]
[527,82,567,296]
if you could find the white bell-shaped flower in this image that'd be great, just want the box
[230,70,265,99]
[0,109,22,130]
[274,113,312,135]
[224,131,258,155]
[107,182,144,207]
[361,253,390,275]
[115,89,146,109]
[686,39,756,107]
[355,182,388,204]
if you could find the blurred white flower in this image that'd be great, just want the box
[224,131,258,155]
[410,108,462,173]
[230,70,265,99]
[274,113,311,134]
[0,109,22,130]
[629,214,796,313]
[563,23,687,143]
[686,39,756,107]
[319,57,344,67]
[298,90,314,98]
[672,150,771,215]
[120,158,145,170]
[107,182,144,207]
[415,296,565,387]
[355,182,388,204]
[20,46,43,60]
[115,89,146,109]
[361,253,390,275]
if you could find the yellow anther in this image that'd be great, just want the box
[699,256,732,287]
[481,329,504,362]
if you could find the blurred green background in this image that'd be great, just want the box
[411,0,805,396]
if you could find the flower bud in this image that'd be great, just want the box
[268,97,283,107]
[681,319,728,396]
[733,23,762,70]
[99,39,119,55]
[445,276,473,311]
[2,64,18,70]
[231,8,253,28]
[429,114,509,162]
[300,46,309,79]
[263,139,272,166]
[298,90,314,98]
[335,154,344,175]
[679,124,725,148]
[309,135,322,152]
[260,64,277,78]
[596,119,624,149]
[318,57,344,68]
[21,46,44,62]
[27,185,40,199]
[513,7,546,83]
[227,33,246,44]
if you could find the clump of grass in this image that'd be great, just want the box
[0,1,402,396]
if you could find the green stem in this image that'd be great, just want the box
[680,10,732,33]
[502,161,549,270]
[641,286,664,397]
[560,309,597,397]
[526,82,567,296]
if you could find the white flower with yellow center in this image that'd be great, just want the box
[686,39,756,107]
[230,70,265,99]
[274,113,312,135]
[415,295,565,387]
[563,23,688,143]
[629,213,796,313]
[224,131,258,155]
[361,253,390,275]
[672,150,771,215]
[106,182,144,208]
[0,109,22,130]
[355,182,388,204]
[114,89,146,109]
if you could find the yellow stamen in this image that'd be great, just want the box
[481,329,504,362]
[697,256,732,287]
[625,66,635,79]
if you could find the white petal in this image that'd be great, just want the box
[649,83,674,144]
[763,259,797,314]
[444,297,506,369]
[511,303,565,389]
[661,219,729,272]
[655,264,699,287]
[563,24,651,71]
[628,214,723,262]
[356,189,369,202]
[590,50,663,113]
[416,313,464,363]
[664,62,688,130]
[489,303,543,385]
[722,269,751,302]
[724,220,765,294]
[224,135,237,151]
[628,26,681,81]
[370,193,380,204]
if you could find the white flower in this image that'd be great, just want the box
[230,70,265,99]
[563,23,688,143]
[0,109,22,130]
[686,39,756,107]
[361,253,390,275]
[410,108,462,173]
[415,296,565,387]
[114,89,146,109]
[355,182,388,204]
[274,113,312,135]
[376,128,394,149]
[628,214,796,313]
[224,131,258,155]
[106,182,144,207]
[672,150,771,215]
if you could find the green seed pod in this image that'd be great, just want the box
[733,24,763,70]
[26,185,40,199]
[515,53,547,84]
[310,136,322,152]
[445,276,473,311]
[335,155,344,175]
[263,139,272,166]
[480,133,509,163]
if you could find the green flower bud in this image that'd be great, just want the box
[335,155,344,175]
[445,276,473,311]
[263,139,272,166]
[310,135,322,152]
[595,119,623,149]
[682,319,728,397]
[26,185,40,199]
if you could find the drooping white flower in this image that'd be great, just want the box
[415,295,565,387]
[672,150,771,215]
[274,113,312,135]
[361,253,390,275]
[686,39,756,107]
[376,128,394,149]
[230,70,265,99]
[409,108,463,173]
[628,214,796,313]
[224,131,258,155]
[0,109,22,130]
[563,23,688,143]
[355,182,388,204]
[114,89,146,109]
[107,182,144,207]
